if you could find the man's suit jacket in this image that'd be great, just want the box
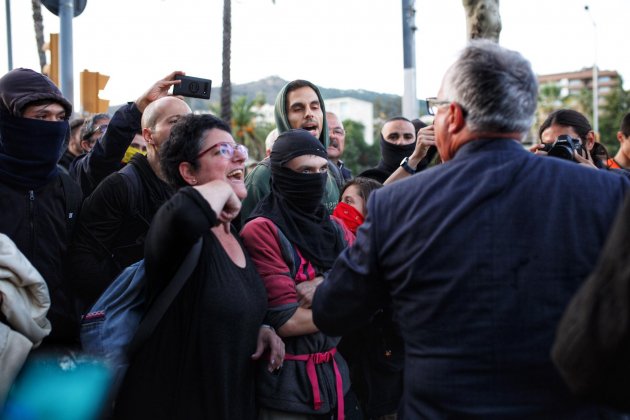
[313,138,630,418]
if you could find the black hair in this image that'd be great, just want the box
[339,176,383,216]
[538,109,592,142]
[285,80,315,97]
[620,112,630,137]
[81,113,110,140]
[160,113,232,189]
[70,118,85,132]
[20,98,71,120]
[538,109,609,169]
[411,118,428,135]
[384,116,412,125]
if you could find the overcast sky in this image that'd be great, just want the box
[0,0,627,106]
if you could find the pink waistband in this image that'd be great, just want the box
[284,348,344,420]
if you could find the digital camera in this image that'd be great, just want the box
[539,134,583,161]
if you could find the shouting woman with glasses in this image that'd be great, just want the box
[114,114,284,420]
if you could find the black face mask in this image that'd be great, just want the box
[378,134,416,173]
[0,111,69,189]
[272,166,327,214]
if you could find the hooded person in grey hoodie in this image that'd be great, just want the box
[240,80,343,222]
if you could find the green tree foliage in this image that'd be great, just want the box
[231,96,266,161]
[599,82,630,154]
[535,81,630,155]
[536,84,564,125]
[373,96,402,122]
[342,119,380,175]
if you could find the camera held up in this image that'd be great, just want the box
[540,134,584,161]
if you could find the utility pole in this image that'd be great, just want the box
[59,0,74,106]
[585,5,598,135]
[402,0,418,119]
[5,0,13,71]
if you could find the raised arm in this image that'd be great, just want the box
[384,125,436,185]
[70,72,184,196]
[144,181,238,299]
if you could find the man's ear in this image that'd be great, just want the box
[179,161,197,186]
[143,127,153,145]
[617,131,626,144]
[585,130,596,151]
[80,139,91,152]
[447,103,466,134]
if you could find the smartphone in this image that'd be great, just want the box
[173,75,212,100]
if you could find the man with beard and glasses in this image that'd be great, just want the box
[327,112,352,182]
[241,129,358,419]
[0,68,81,351]
[240,80,343,222]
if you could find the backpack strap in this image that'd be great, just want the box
[59,172,82,238]
[275,221,347,280]
[275,226,301,280]
[127,236,203,357]
[118,163,144,222]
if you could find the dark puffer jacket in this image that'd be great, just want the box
[0,68,81,347]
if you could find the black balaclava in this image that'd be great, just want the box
[0,68,72,189]
[248,129,344,270]
[377,133,416,174]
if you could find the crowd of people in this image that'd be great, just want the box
[1,39,630,419]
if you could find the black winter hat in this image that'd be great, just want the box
[0,68,72,117]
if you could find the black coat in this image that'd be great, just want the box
[68,154,173,310]
[314,139,630,418]
[552,193,630,411]
[69,103,142,197]
[0,176,82,346]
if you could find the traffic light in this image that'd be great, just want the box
[80,70,110,114]
[42,33,59,86]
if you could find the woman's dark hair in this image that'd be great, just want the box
[538,109,609,169]
[620,112,630,137]
[160,113,231,189]
[339,176,383,215]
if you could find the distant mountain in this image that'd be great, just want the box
[185,76,403,118]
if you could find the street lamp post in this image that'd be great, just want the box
[59,0,74,107]
[5,0,13,71]
[585,5,598,135]
[402,0,418,120]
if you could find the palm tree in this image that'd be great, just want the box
[32,0,46,72]
[536,83,566,129]
[462,0,501,42]
[221,0,232,123]
[231,96,265,160]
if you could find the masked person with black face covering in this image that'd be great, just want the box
[0,68,82,350]
[359,117,418,184]
[241,129,356,419]
[240,80,343,223]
